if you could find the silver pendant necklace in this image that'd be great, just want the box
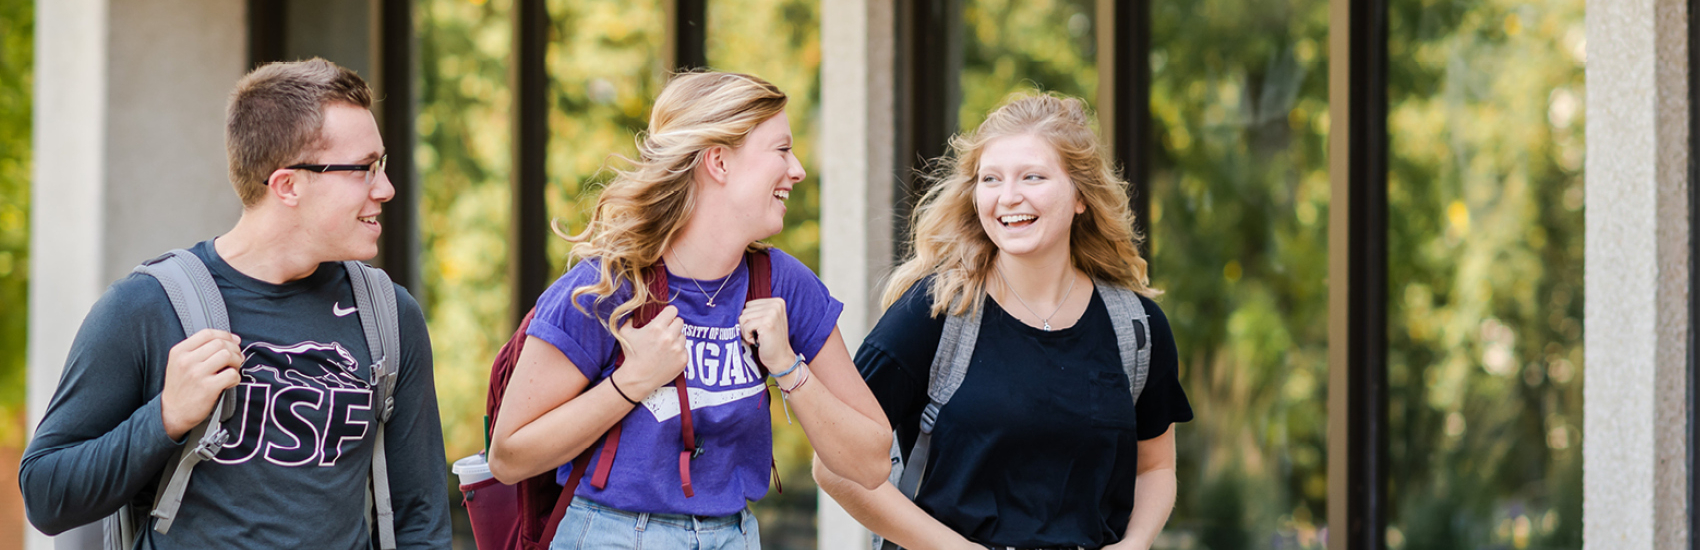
[670,251,733,307]
[995,263,1077,331]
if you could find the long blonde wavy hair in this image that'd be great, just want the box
[882,93,1158,317]
[558,71,787,337]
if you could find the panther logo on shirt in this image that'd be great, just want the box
[211,340,375,468]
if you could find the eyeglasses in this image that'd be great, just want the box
[283,154,388,186]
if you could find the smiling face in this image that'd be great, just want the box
[975,133,1084,261]
[289,102,393,262]
[718,112,806,241]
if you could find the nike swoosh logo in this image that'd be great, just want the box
[333,303,357,317]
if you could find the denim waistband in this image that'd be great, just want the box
[570,496,747,531]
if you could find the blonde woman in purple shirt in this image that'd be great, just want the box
[487,71,892,549]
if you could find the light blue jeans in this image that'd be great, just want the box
[550,496,761,550]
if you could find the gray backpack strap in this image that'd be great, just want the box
[893,297,983,501]
[137,250,230,338]
[345,261,401,550]
[878,284,1150,550]
[129,249,239,542]
[1098,281,1152,405]
[102,504,138,550]
[878,298,983,550]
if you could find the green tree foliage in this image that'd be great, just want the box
[539,0,667,275]
[1148,0,1332,546]
[1384,2,1584,548]
[0,0,32,447]
[418,0,517,462]
[959,0,1098,131]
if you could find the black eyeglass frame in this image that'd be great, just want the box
[279,154,388,185]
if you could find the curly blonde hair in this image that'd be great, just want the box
[557,71,787,338]
[883,93,1158,316]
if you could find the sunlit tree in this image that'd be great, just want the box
[0,0,33,448]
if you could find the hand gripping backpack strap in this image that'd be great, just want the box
[894,293,984,502]
[345,261,402,550]
[589,262,672,492]
[133,249,238,539]
[1096,281,1152,405]
[663,259,699,498]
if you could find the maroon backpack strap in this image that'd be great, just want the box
[675,374,697,497]
[741,250,782,493]
[535,452,592,547]
[745,251,773,341]
[679,250,772,496]
[487,308,539,433]
[487,307,563,550]
[588,423,623,489]
[588,262,671,490]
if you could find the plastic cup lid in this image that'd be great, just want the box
[452,453,489,475]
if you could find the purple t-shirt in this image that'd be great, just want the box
[527,248,843,516]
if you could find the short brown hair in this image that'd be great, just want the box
[226,58,373,207]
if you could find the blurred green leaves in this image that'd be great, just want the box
[1384,2,1584,548]
[1146,0,1332,545]
[960,0,1098,131]
[1142,0,1583,547]
[0,0,32,447]
[418,0,516,463]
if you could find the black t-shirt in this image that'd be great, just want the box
[857,279,1193,548]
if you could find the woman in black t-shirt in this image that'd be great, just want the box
[815,94,1193,550]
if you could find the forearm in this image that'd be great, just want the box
[782,368,893,487]
[384,339,453,548]
[1116,467,1177,550]
[812,456,977,550]
[489,377,634,482]
[386,419,452,548]
[21,395,182,535]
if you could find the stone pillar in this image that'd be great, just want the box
[818,0,896,548]
[28,1,245,548]
[1583,0,1691,548]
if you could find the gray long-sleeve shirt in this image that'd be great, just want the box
[21,240,451,549]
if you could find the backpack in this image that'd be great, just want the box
[102,249,403,550]
[875,280,1153,550]
[478,250,775,550]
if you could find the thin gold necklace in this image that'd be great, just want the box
[995,263,1077,331]
[670,251,733,307]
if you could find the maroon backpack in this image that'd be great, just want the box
[478,251,774,550]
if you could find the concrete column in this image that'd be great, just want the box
[818,0,895,548]
[1583,0,1691,548]
[28,1,245,548]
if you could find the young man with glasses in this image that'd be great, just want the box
[20,58,451,549]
